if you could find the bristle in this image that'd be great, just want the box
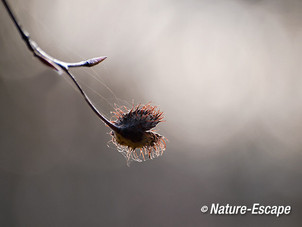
[110,103,166,165]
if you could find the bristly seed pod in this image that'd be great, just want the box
[110,103,166,165]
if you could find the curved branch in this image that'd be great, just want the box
[2,0,119,131]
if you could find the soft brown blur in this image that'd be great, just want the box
[1,0,302,226]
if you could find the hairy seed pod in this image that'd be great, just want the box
[110,103,166,165]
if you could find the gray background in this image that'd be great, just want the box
[1,0,302,226]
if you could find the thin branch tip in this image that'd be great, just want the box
[86,56,107,67]
[67,56,107,68]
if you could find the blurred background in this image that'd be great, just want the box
[1,0,302,226]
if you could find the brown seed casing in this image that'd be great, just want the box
[110,103,166,164]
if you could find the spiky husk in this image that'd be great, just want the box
[110,103,166,164]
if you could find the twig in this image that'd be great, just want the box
[2,0,119,131]
[2,0,167,165]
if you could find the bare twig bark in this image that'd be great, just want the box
[2,0,119,131]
